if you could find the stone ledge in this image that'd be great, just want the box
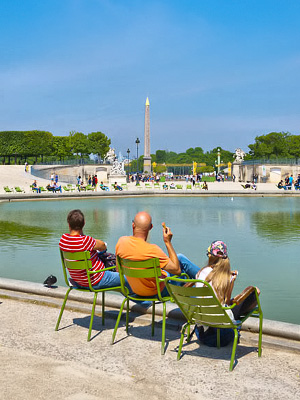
[1,277,299,343]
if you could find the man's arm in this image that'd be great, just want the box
[162,223,181,275]
[93,239,107,252]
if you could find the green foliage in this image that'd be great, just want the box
[0,130,54,163]
[248,132,290,159]
[87,131,111,160]
[52,136,72,160]
[154,164,167,173]
[155,150,167,163]
[153,147,234,167]
[70,132,89,158]
[130,155,144,172]
[196,166,214,173]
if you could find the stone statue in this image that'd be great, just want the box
[105,147,116,164]
[234,148,245,163]
[110,160,126,176]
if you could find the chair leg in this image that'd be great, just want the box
[55,287,72,331]
[177,323,188,360]
[102,292,105,326]
[111,297,127,344]
[161,302,166,355]
[229,329,239,371]
[258,311,263,357]
[126,299,129,334]
[217,328,221,348]
[87,293,98,341]
[186,324,191,342]
[151,301,155,336]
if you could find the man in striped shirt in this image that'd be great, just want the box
[59,209,128,289]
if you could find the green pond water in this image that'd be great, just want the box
[0,196,299,325]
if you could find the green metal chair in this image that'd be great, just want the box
[165,277,263,371]
[14,186,25,193]
[3,186,13,193]
[55,250,121,341]
[112,256,172,355]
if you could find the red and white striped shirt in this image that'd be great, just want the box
[59,234,105,287]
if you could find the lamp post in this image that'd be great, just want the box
[127,148,130,180]
[217,148,221,174]
[135,138,140,184]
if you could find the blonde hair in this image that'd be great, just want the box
[203,255,231,303]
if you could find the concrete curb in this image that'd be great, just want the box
[1,189,300,201]
[0,277,299,342]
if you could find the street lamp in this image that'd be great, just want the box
[135,138,140,184]
[127,148,130,180]
[217,148,221,174]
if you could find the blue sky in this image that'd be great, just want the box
[1,0,300,156]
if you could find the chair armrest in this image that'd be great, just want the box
[88,265,117,273]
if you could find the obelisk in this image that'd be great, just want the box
[143,97,151,173]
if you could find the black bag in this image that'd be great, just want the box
[98,251,117,272]
[194,325,236,347]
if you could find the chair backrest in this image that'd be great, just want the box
[116,256,164,299]
[165,277,236,328]
[60,249,94,290]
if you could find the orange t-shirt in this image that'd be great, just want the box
[115,236,170,296]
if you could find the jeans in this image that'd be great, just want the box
[93,270,131,291]
[160,253,201,297]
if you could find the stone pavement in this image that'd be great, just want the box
[1,298,300,400]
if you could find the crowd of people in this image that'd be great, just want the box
[277,174,300,190]
[59,209,260,347]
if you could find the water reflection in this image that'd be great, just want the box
[0,220,53,245]
[251,212,300,242]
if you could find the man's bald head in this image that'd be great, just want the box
[132,211,153,236]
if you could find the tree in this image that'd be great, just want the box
[155,150,167,163]
[248,132,289,159]
[70,132,89,159]
[286,135,300,162]
[25,130,53,161]
[153,164,167,173]
[87,131,111,162]
[52,136,72,161]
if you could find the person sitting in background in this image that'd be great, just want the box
[100,182,109,191]
[47,181,62,193]
[295,175,300,190]
[162,182,168,190]
[113,182,123,191]
[277,180,284,189]
[251,182,257,190]
[53,181,62,193]
[32,180,41,193]
[202,181,208,190]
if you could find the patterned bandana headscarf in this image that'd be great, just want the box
[207,240,228,259]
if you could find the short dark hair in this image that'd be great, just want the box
[67,209,85,230]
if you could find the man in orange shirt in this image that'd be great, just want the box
[115,211,200,296]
